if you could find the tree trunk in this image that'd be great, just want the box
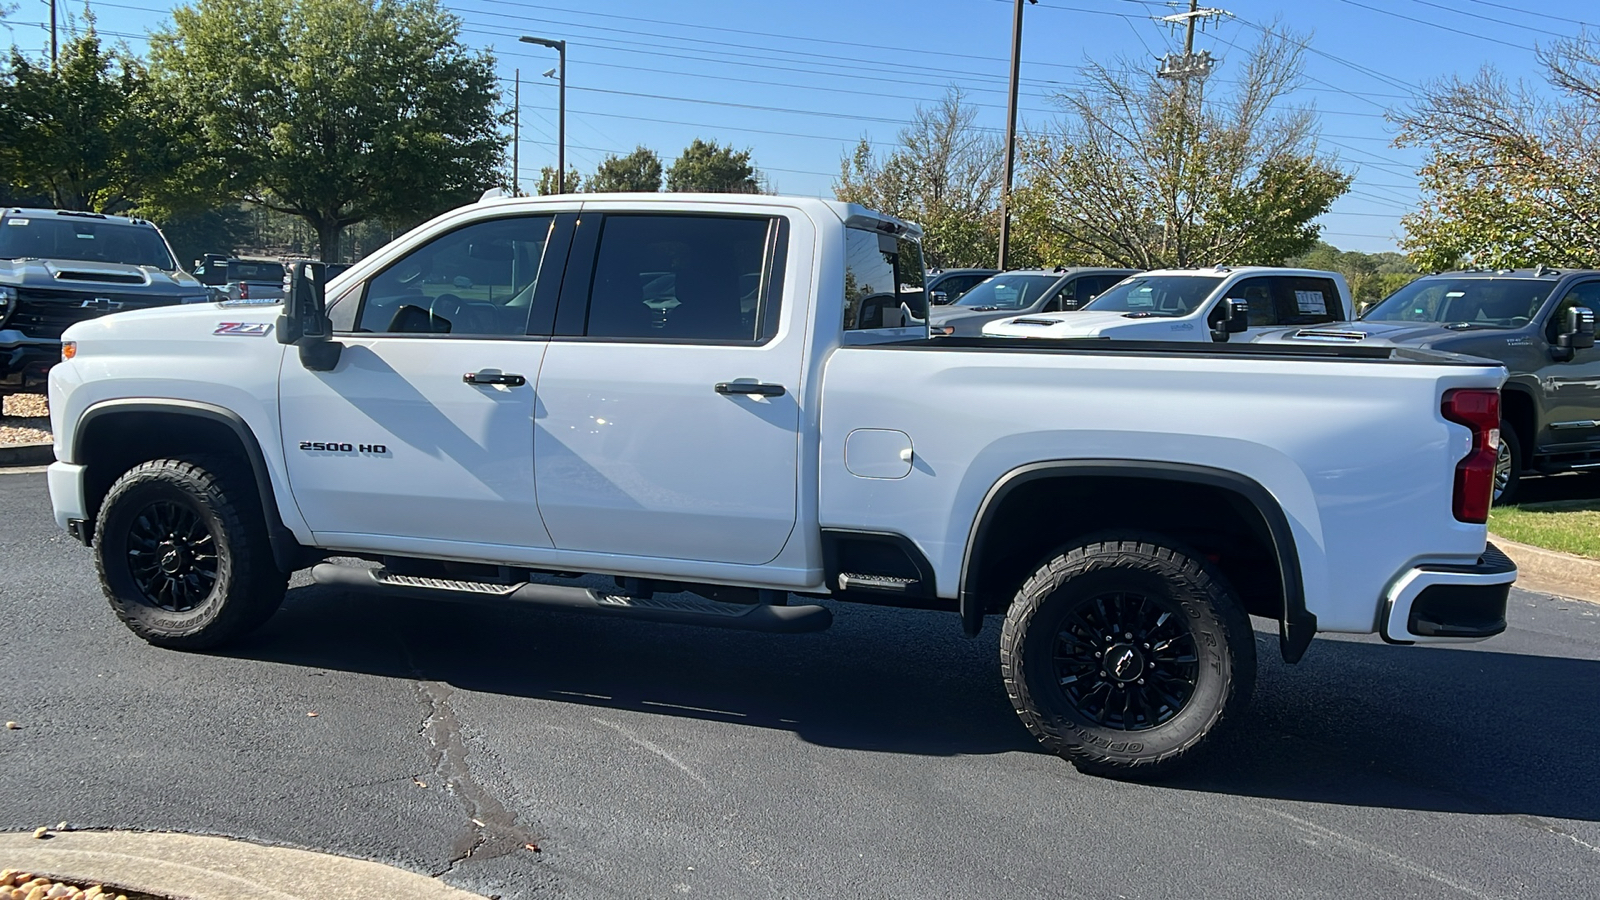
[312,216,342,263]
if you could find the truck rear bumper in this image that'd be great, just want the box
[1382,543,1516,643]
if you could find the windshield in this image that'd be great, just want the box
[1083,275,1223,317]
[952,274,1059,310]
[1362,277,1555,328]
[0,215,175,270]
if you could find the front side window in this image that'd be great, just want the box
[355,215,553,336]
[0,216,175,270]
[1546,281,1600,342]
[1084,275,1223,317]
[1222,277,1279,328]
[585,214,775,342]
[844,228,926,330]
[1363,277,1554,329]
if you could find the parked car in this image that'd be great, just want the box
[1254,267,1600,503]
[930,267,1136,336]
[0,208,209,396]
[982,266,1352,343]
[49,194,1515,778]
[218,257,287,302]
[926,268,998,305]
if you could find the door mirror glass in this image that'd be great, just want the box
[1210,297,1249,340]
[277,260,329,345]
[929,290,949,305]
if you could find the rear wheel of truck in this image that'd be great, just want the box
[95,458,288,649]
[1000,535,1255,780]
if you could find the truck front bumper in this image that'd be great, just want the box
[0,334,61,395]
[1382,543,1516,643]
[48,461,89,540]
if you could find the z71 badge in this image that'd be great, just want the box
[214,322,273,336]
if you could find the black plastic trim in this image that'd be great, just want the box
[872,335,1494,366]
[74,399,315,572]
[958,460,1316,662]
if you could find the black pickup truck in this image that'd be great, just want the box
[0,208,209,395]
[1256,267,1600,503]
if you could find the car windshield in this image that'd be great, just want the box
[1082,275,1223,317]
[952,274,1059,310]
[0,216,175,270]
[1362,277,1556,328]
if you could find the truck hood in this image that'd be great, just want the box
[1251,319,1507,349]
[0,257,204,296]
[982,310,1196,339]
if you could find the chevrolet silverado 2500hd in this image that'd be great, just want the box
[47,194,1515,777]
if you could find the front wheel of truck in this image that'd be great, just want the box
[95,458,288,650]
[1000,535,1255,780]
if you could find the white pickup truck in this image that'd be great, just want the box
[982,266,1353,343]
[46,194,1514,778]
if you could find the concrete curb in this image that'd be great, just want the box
[0,831,488,900]
[0,442,53,467]
[1490,533,1600,605]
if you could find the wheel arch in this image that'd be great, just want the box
[1500,383,1537,463]
[73,399,312,572]
[958,460,1315,663]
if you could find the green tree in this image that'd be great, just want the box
[586,145,663,193]
[835,88,1004,269]
[536,165,580,195]
[149,0,505,262]
[1394,34,1600,270]
[667,139,759,193]
[0,32,184,213]
[1013,28,1350,269]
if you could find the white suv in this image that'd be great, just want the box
[982,267,1353,343]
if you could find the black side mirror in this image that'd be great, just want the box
[276,260,341,371]
[1210,298,1249,341]
[1560,306,1597,353]
[929,290,949,305]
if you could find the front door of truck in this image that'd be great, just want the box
[279,212,566,551]
[532,209,804,565]
[1538,279,1600,451]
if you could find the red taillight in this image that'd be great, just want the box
[239,281,249,300]
[1441,388,1501,523]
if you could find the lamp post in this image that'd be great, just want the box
[519,34,566,193]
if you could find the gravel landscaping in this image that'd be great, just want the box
[0,869,161,900]
[0,395,50,446]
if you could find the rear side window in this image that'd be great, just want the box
[583,214,778,342]
[844,228,926,330]
[1279,277,1342,325]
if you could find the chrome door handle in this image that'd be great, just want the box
[715,382,785,397]
[464,371,526,386]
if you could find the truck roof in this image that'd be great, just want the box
[3,207,159,228]
[472,193,924,239]
[1135,266,1345,280]
[1422,267,1600,279]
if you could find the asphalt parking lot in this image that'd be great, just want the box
[2,468,1597,900]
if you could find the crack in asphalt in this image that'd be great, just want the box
[395,630,541,879]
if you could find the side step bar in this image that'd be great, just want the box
[310,564,833,634]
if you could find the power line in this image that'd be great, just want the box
[1459,0,1596,29]
[1329,0,1535,52]
[1400,0,1565,37]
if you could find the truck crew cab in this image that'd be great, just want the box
[47,194,1515,778]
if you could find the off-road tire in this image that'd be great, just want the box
[95,457,288,649]
[1000,535,1255,780]
[1494,419,1521,506]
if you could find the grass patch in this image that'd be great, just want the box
[1489,499,1600,559]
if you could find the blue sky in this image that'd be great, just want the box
[9,0,1595,254]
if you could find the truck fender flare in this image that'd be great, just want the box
[958,459,1315,663]
[76,398,311,573]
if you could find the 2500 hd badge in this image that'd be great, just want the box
[298,441,388,454]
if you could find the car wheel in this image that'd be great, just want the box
[1494,421,1520,506]
[95,458,288,649]
[1000,535,1255,780]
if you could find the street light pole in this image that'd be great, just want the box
[512,68,520,196]
[997,0,1035,270]
[519,34,567,193]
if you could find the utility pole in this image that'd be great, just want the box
[1155,0,1228,83]
[512,68,520,196]
[49,0,57,68]
[996,0,1035,271]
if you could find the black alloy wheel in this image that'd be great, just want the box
[1053,590,1197,731]
[124,499,220,612]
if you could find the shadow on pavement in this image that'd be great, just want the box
[1514,470,1600,504]
[223,583,1600,822]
